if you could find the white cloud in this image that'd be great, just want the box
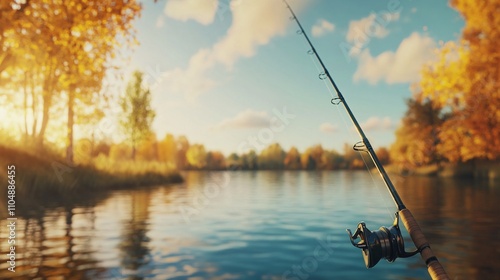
[319,122,338,133]
[164,0,218,25]
[360,116,394,131]
[213,109,270,130]
[353,32,436,85]
[210,0,308,68]
[160,49,217,101]
[346,12,400,56]
[159,0,309,99]
[311,19,335,37]
[156,16,164,28]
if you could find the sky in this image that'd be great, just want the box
[117,0,465,156]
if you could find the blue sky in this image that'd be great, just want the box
[121,0,464,155]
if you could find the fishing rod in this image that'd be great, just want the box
[283,1,449,279]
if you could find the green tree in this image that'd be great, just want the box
[119,71,155,160]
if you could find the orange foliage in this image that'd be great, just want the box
[411,0,500,162]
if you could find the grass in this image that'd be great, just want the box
[0,144,183,200]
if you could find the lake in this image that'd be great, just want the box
[1,171,499,279]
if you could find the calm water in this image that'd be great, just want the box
[1,171,499,279]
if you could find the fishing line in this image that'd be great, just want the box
[295,21,393,219]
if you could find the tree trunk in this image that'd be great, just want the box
[30,70,37,141]
[132,142,136,161]
[37,62,55,151]
[66,86,75,164]
[23,71,28,146]
[37,89,52,150]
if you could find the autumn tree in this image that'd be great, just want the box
[0,0,141,156]
[158,133,177,167]
[321,149,344,170]
[186,144,207,169]
[258,143,285,169]
[418,0,500,162]
[58,0,141,163]
[284,147,301,170]
[240,150,258,170]
[342,143,365,169]
[0,0,31,75]
[137,133,158,161]
[227,153,241,169]
[375,147,391,166]
[206,151,226,170]
[390,99,444,167]
[301,144,325,170]
[109,143,131,161]
[175,135,190,169]
[119,71,156,160]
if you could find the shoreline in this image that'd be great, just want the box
[0,145,183,201]
[384,161,500,180]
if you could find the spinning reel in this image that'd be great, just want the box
[346,212,419,268]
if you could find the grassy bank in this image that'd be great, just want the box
[385,161,500,179]
[0,145,183,200]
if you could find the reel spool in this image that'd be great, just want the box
[346,212,418,268]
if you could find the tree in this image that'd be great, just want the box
[109,143,131,161]
[258,143,285,169]
[137,133,158,161]
[375,147,390,166]
[321,149,344,170]
[59,0,141,163]
[158,133,177,167]
[301,144,325,170]
[206,151,226,170]
[186,144,207,169]
[240,150,258,170]
[227,153,241,169]
[284,147,301,170]
[418,0,500,162]
[0,0,141,155]
[342,143,365,169]
[390,99,443,167]
[175,135,189,169]
[119,71,156,160]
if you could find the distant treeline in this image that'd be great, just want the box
[70,134,390,171]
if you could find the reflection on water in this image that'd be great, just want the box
[0,171,499,279]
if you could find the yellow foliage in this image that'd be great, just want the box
[137,133,158,161]
[109,143,132,161]
[94,154,175,176]
[157,134,177,167]
[413,0,500,162]
[186,144,207,169]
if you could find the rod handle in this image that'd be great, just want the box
[399,209,450,280]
